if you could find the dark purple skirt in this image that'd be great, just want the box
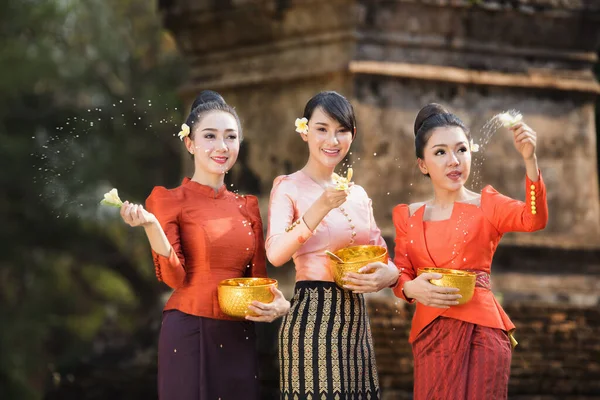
[158,310,259,400]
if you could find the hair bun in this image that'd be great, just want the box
[414,103,449,137]
[190,90,226,112]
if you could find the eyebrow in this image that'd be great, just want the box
[315,121,348,130]
[431,141,467,148]
[200,128,238,133]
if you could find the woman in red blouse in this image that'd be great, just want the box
[392,104,548,399]
[119,90,290,400]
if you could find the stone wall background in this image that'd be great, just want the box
[159,0,600,398]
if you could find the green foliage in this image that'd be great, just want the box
[0,0,186,398]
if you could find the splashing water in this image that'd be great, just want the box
[470,109,522,191]
[31,97,181,219]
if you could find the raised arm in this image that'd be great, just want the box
[481,172,548,233]
[482,121,548,233]
[265,176,348,266]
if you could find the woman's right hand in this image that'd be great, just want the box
[403,273,462,308]
[120,201,158,228]
[317,186,349,212]
[303,185,351,232]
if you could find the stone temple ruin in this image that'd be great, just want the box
[160,0,600,397]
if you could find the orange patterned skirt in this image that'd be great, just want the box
[412,317,511,400]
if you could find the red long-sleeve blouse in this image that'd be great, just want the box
[393,173,548,343]
[145,178,267,320]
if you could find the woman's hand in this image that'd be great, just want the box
[120,201,157,228]
[317,186,349,212]
[403,273,461,308]
[342,261,399,294]
[304,186,351,231]
[510,122,537,161]
[245,286,290,323]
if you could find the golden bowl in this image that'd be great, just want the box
[417,268,476,305]
[217,278,277,318]
[329,245,388,289]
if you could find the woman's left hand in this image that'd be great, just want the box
[342,262,399,294]
[245,286,290,322]
[510,122,537,160]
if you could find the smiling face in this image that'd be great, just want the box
[301,106,353,170]
[418,126,472,191]
[186,111,240,176]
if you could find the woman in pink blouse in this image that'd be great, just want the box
[266,91,399,400]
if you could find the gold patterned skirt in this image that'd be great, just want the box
[279,281,380,400]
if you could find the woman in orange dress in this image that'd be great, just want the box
[119,90,290,399]
[392,104,548,399]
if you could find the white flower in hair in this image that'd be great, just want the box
[295,117,309,134]
[497,112,523,127]
[470,140,480,153]
[178,123,190,140]
[100,188,124,208]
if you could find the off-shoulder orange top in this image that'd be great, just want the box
[392,173,548,343]
[145,178,267,320]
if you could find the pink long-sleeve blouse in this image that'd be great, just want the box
[266,170,390,282]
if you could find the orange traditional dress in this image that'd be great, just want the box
[146,177,266,400]
[392,173,548,400]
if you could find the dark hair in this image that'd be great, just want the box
[413,103,469,159]
[303,91,356,138]
[185,90,243,140]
